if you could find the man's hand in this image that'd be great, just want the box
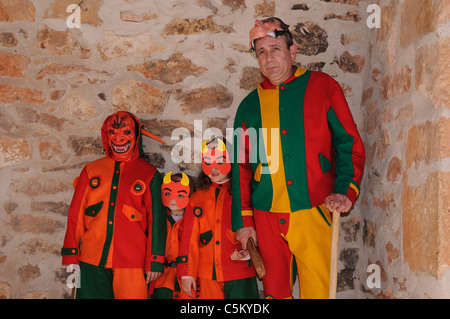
[235,227,257,249]
[181,277,197,298]
[325,193,352,213]
[146,271,162,283]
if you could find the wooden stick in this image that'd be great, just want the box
[247,237,266,279]
[329,208,340,299]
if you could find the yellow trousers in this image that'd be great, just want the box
[254,204,332,299]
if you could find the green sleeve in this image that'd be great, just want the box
[149,171,166,272]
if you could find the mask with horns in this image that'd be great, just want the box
[201,138,231,176]
[161,171,191,209]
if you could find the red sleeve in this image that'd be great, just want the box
[176,200,199,279]
[61,167,89,265]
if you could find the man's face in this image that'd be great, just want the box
[106,113,136,162]
[255,33,297,86]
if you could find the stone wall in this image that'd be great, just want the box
[354,0,449,299]
[0,0,447,299]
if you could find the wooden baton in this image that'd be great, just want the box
[247,237,266,279]
[329,207,340,299]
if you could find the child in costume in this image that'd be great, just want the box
[61,111,166,299]
[177,138,259,299]
[151,171,196,299]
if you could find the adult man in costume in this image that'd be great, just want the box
[61,111,166,299]
[231,17,365,299]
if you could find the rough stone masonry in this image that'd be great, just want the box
[0,0,448,299]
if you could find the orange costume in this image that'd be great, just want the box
[61,111,166,299]
[177,180,257,298]
[152,210,193,299]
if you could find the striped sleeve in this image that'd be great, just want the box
[231,99,256,231]
[327,78,365,204]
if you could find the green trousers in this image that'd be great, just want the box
[76,262,114,299]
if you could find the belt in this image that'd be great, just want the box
[164,261,177,267]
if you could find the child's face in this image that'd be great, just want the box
[166,198,184,212]
[208,166,229,183]
[161,173,191,211]
[201,139,231,181]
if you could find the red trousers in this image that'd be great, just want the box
[254,205,332,299]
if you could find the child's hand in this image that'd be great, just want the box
[181,277,197,298]
[230,249,250,261]
[146,271,162,283]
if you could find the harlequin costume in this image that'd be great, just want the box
[61,111,166,299]
[232,42,365,297]
[151,172,195,299]
[177,139,259,299]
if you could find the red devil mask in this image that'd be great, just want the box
[201,138,231,176]
[106,112,137,162]
[161,171,191,209]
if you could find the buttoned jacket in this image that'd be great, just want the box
[231,67,365,230]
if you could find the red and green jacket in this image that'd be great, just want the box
[231,67,365,230]
[61,113,166,272]
[177,181,256,282]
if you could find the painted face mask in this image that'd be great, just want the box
[161,171,191,209]
[106,112,137,162]
[201,138,231,176]
[249,18,287,51]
